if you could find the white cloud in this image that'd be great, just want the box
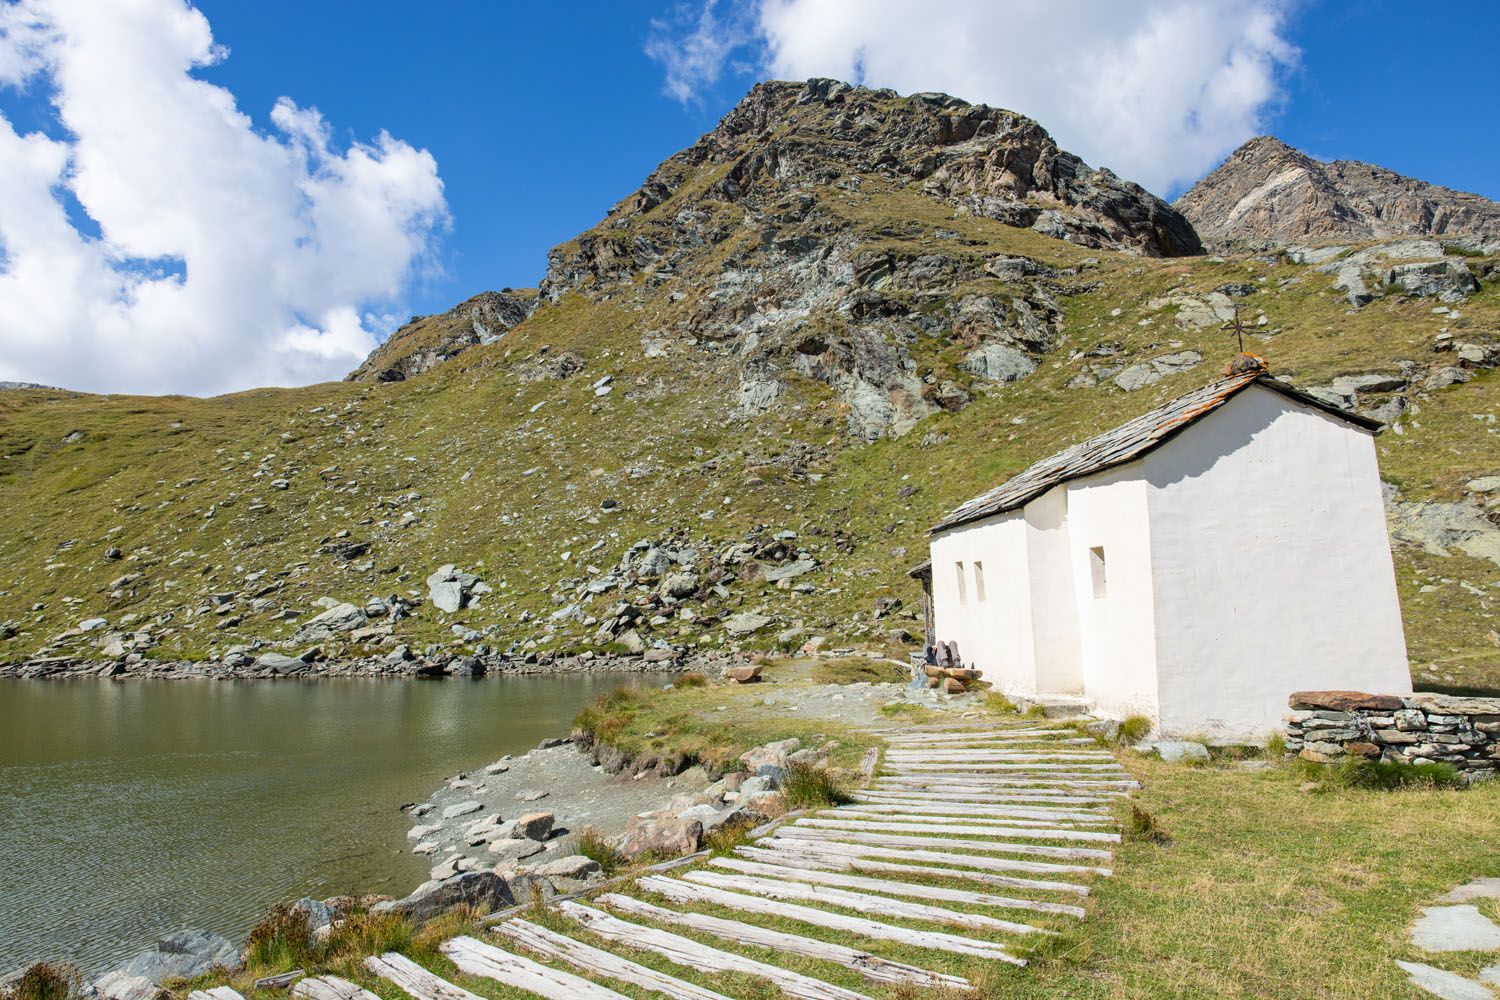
[647,0,1298,196]
[0,0,448,395]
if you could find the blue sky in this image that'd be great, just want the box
[0,0,1496,394]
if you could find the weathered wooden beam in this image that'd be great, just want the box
[364,952,487,1000]
[771,826,1113,861]
[708,856,1087,918]
[755,836,1112,877]
[828,804,1112,824]
[290,977,379,1000]
[557,901,875,1000]
[631,877,1026,965]
[734,843,1092,896]
[795,817,1121,844]
[440,936,631,999]
[595,893,973,990]
[681,870,1054,935]
[187,988,245,1000]
[494,921,731,1000]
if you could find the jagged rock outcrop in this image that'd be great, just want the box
[1177,136,1500,247]
[347,290,536,382]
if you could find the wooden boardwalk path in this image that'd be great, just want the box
[356,721,1133,998]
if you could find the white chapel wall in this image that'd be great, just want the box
[1143,386,1412,740]
[929,511,1038,695]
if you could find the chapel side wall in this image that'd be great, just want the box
[1024,487,1084,694]
[1061,468,1162,721]
[1144,387,1412,740]
[929,513,1037,695]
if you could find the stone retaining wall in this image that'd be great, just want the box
[1285,690,1500,778]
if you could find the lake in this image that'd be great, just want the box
[0,674,638,977]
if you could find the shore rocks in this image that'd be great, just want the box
[119,929,242,984]
[515,811,555,841]
[290,603,367,644]
[376,870,516,920]
[616,814,703,860]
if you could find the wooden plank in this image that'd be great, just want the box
[188,989,244,1000]
[681,870,1053,935]
[772,826,1113,861]
[365,953,488,1000]
[495,921,732,1000]
[875,775,1140,789]
[757,836,1112,877]
[829,804,1112,823]
[796,817,1121,844]
[556,901,875,1000]
[291,978,380,1000]
[825,808,1109,829]
[884,762,1128,772]
[735,844,1092,896]
[855,789,1122,804]
[439,937,630,1000]
[595,893,973,991]
[630,877,1025,965]
[252,971,303,991]
[709,856,1087,918]
[886,748,1114,758]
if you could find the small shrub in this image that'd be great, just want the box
[244,903,316,970]
[1264,730,1288,759]
[1118,715,1153,745]
[781,762,853,810]
[323,909,411,960]
[573,825,628,875]
[704,817,758,854]
[1123,804,1172,845]
[1,964,80,1000]
[674,671,709,688]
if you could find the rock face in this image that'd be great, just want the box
[347,290,537,382]
[118,929,242,983]
[1177,136,1500,247]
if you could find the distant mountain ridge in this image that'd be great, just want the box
[1176,135,1500,247]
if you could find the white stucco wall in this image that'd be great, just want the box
[928,512,1037,694]
[1143,385,1411,739]
[1024,487,1084,694]
[1061,468,1162,722]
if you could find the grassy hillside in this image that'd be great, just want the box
[1,81,1496,690]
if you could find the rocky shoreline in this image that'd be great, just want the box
[0,648,748,681]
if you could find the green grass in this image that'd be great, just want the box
[809,656,906,685]
[0,964,80,1000]
[569,825,628,876]
[1118,715,1153,744]
[779,761,854,810]
[1295,755,1464,791]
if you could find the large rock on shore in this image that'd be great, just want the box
[615,814,702,860]
[375,870,516,920]
[118,929,242,984]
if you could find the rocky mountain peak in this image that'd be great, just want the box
[1176,135,1500,247]
[347,290,536,383]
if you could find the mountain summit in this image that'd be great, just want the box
[1176,135,1500,246]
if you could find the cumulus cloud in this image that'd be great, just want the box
[646,0,1298,195]
[0,0,448,395]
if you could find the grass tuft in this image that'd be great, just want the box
[1265,730,1288,758]
[244,903,315,971]
[571,825,628,875]
[0,964,80,1000]
[1118,714,1154,744]
[674,671,709,688]
[1123,804,1173,845]
[780,762,853,810]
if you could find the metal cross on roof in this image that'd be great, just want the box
[1221,303,1251,353]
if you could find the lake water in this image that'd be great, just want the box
[0,675,639,977]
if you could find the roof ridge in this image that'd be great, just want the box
[930,372,1378,534]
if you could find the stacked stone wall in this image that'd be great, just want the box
[1285,691,1500,778]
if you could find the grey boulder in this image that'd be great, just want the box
[120,929,242,984]
[375,870,516,920]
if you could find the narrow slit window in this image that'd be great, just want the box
[1089,546,1107,599]
[973,561,986,602]
[955,561,967,606]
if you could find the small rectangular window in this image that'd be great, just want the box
[973,561,986,602]
[1089,546,1107,599]
[955,561,967,606]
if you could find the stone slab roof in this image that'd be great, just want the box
[931,374,1382,534]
